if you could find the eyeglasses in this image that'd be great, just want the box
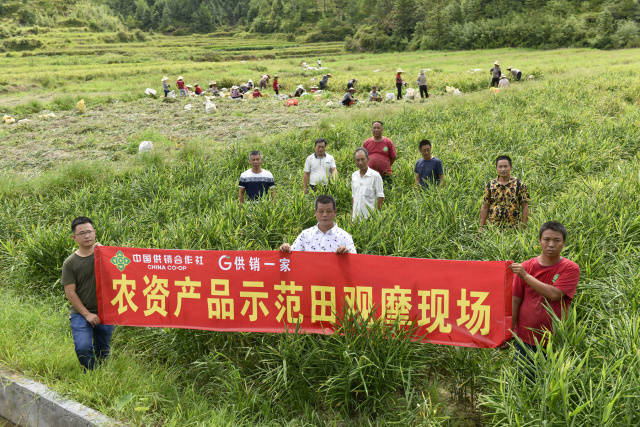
[74,230,95,236]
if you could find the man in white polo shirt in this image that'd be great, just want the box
[280,195,356,254]
[351,147,384,220]
[303,138,337,194]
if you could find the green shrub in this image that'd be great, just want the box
[3,37,43,51]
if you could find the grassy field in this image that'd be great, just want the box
[1,31,640,425]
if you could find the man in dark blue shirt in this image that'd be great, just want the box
[414,139,444,189]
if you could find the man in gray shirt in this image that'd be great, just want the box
[490,61,501,87]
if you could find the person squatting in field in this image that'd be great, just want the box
[341,87,357,106]
[509,221,580,373]
[62,217,114,370]
[479,155,529,230]
[279,194,356,254]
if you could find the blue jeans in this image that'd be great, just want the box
[70,313,114,370]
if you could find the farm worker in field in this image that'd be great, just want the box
[294,85,305,97]
[177,76,186,97]
[279,195,356,254]
[259,74,270,90]
[230,86,243,99]
[194,83,204,96]
[346,78,357,90]
[303,138,338,194]
[479,155,530,229]
[507,66,522,81]
[161,76,170,97]
[185,84,193,96]
[62,217,114,371]
[369,86,382,102]
[352,147,384,220]
[238,150,276,204]
[510,221,580,362]
[341,87,357,106]
[208,81,219,96]
[363,120,397,186]
[395,69,405,100]
[498,75,510,88]
[417,70,429,98]
[273,75,280,95]
[247,79,254,89]
[414,139,444,189]
[252,88,262,98]
[317,59,322,68]
[319,74,331,90]
[490,61,501,87]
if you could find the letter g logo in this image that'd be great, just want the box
[218,255,232,271]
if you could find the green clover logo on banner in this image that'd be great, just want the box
[111,250,131,272]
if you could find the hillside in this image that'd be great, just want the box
[2,0,640,51]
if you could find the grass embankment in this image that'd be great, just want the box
[1,45,640,424]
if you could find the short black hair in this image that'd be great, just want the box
[315,138,327,147]
[419,139,432,149]
[495,155,512,167]
[71,217,93,232]
[372,120,383,126]
[249,150,262,160]
[315,195,336,210]
[354,147,369,159]
[539,221,567,241]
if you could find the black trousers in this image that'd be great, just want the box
[396,83,403,99]
[516,71,522,81]
[491,77,500,87]
[419,85,428,98]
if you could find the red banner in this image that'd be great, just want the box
[95,246,513,348]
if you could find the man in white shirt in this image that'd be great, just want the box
[303,138,337,194]
[351,147,384,220]
[280,195,356,254]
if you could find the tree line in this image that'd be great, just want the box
[3,0,640,51]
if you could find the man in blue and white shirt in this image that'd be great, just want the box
[303,138,337,194]
[280,195,356,254]
[239,150,276,204]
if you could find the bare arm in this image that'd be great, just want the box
[479,202,489,227]
[64,284,100,326]
[512,296,522,330]
[414,173,421,189]
[303,172,310,194]
[376,197,384,210]
[238,187,245,204]
[271,187,276,203]
[330,167,337,181]
[510,263,564,301]
[438,174,444,187]
[521,201,529,227]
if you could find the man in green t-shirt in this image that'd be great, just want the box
[61,217,114,370]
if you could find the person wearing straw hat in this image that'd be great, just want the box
[417,70,428,99]
[319,73,332,90]
[185,84,193,96]
[395,69,405,100]
[259,74,270,90]
[498,74,510,88]
[507,66,522,81]
[341,87,357,106]
[490,61,501,87]
[194,83,204,96]
[161,76,170,97]
[176,76,186,97]
[294,84,305,97]
[208,81,219,96]
[230,85,242,99]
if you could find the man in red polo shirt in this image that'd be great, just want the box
[510,221,580,361]
[362,121,397,185]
